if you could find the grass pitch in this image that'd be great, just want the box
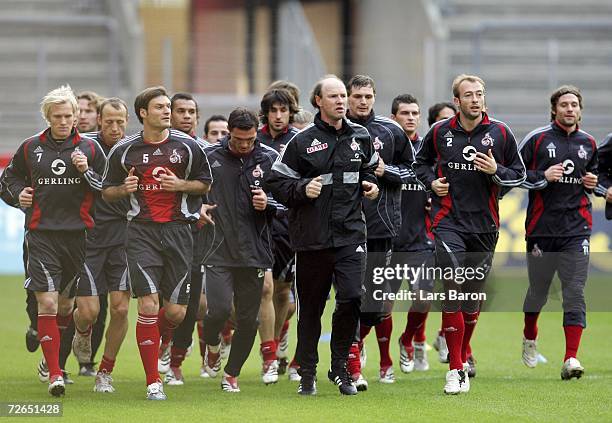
[1,275,611,422]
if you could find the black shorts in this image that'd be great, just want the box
[24,230,85,296]
[77,244,128,296]
[126,222,193,305]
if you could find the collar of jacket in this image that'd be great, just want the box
[551,120,579,136]
[449,112,491,133]
[347,110,375,126]
[260,124,290,139]
[314,112,353,136]
[40,127,80,147]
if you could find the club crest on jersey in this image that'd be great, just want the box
[306,138,328,154]
[373,136,384,150]
[578,145,587,160]
[481,132,494,147]
[169,149,182,164]
[547,142,556,158]
[531,243,543,257]
[252,164,264,178]
[350,138,360,151]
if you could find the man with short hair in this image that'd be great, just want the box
[345,76,415,389]
[204,115,229,144]
[77,91,102,133]
[70,97,131,393]
[103,86,212,400]
[516,85,598,380]
[200,107,281,392]
[415,74,525,394]
[2,85,106,397]
[390,94,435,375]
[256,88,300,384]
[268,75,379,396]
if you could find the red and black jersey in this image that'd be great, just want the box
[393,135,434,252]
[258,124,300,155]
[518,122,598,238]
[103,129,212,223]
[414,112,526,234]
[1,128,105,231]
[348,112,416,240]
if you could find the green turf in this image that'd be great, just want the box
[1,275,611,422]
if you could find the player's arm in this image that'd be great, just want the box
[582,142,598,193]
[518,134,548,190]
[490,125,526,188]
[167,142,212,195]
[378,129,416,186]
[102,146,136,202]
[595,134,612,199]
[2,142,31,208]
[267,138,316,207]
[414,126,439,192]
[75,141,106,191]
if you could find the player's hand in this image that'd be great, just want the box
[362,181,379,200]
[123,167,139,194]
[431,177,449,197]
[252,188,268,211]
[374,157,385,177]
[160,168,183,192]
[582,172,597,190]
[606,186,612,203]
[544,163,564,182]
[198,203,217,226]
[71,150,88,173]
[474,149,497,175]
[19,187,34,208]
[306,176,323,199]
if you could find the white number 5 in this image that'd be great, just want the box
[143,153,149,163]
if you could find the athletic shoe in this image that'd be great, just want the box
[460,363,470,393]
[200,365,210,378]
[467,354,476,378]
[414,341,430,371]
[288,365,301,382]
[297,375,316,395]
[433,333,449,363]
[72,331,92,364]
[278,357,288,375]
[561,357,584,380]
[26,327,39,352]
[158,344,171,374]
[444,369,467,395]
[165,367,184,386]
[38,358,49,383]
[359,343,367,370]
[94,371,115,393]
[79,363,96,377]
[146,381,166,400]
[62,370,74,384]
[48,375,65,397]
[220,337,231,361]
[522,338,538,368]
[221,373,240,393]
[277,328,289,360]
[329,367,357,395]
[352,372,368,391]
[398,338,415,373]
[204,346,222,378]
[262,359,279,384]
[379,366,395,384]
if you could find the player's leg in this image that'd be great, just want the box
[85,293,108,376]
[273,279,292,374]
[258,270,278,384]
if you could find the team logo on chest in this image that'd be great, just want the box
[306,138,328,154]
[481,132,494,147]
[51,158,66,175]
[547,142,556,158]
[350,138,360,151]
[252,164,264,178]
[169,149,182,164]
[578,145,587,160]
[373,136,384,150]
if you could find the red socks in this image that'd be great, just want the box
[524,312,539,340]
[442,312,465,370]
[136,313,160,385]
[402,311,428,347]
[38,314,62,378]
[260,340,277,362]
[157,308,178,348]
[564,325,583,361]
[170,346,188,368]
[461,312,479,363]
[376,315,393,368]
[347,342,361,376]
[99,355,116,374]
[56,313,72,332]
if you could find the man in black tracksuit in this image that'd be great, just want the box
[344,75,415,389]
[415,74,525,395]
[200,108,282,393]
[267,75,379,396]
[514,86,598,380]
[597,132,612,218]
